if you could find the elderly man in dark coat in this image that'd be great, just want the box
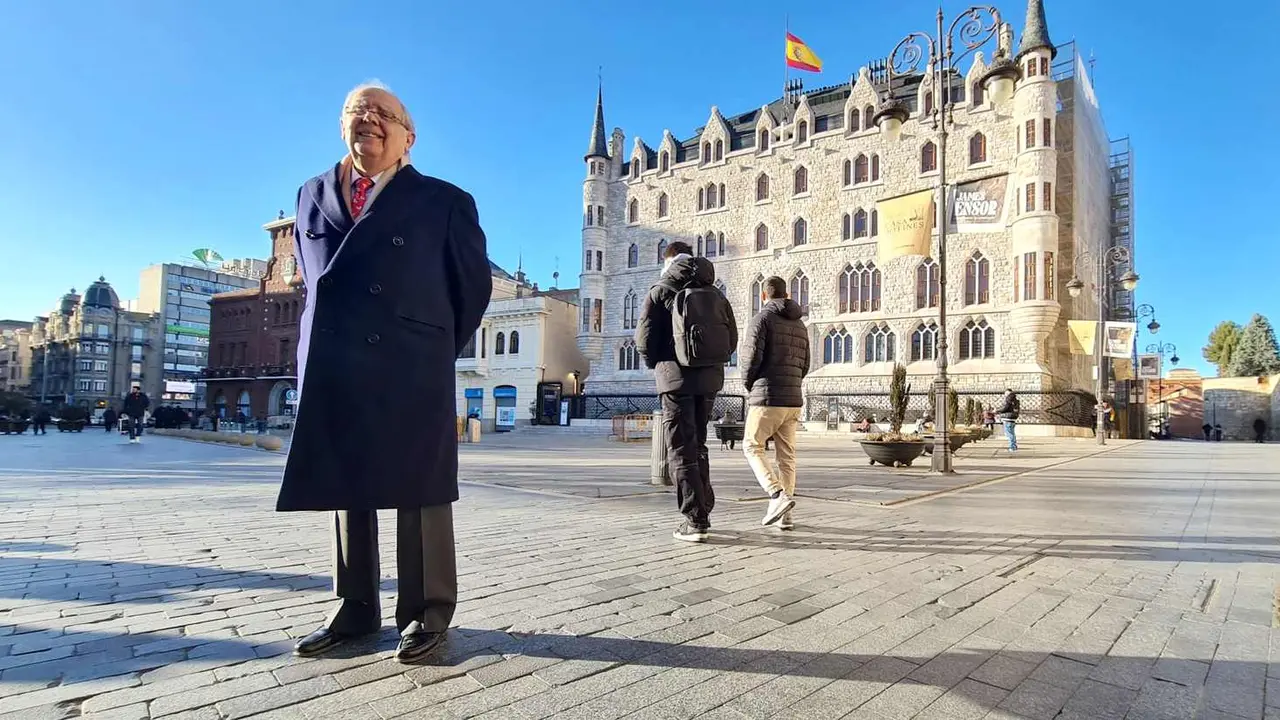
[278,81,491,662]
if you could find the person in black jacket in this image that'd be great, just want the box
[102,407,118,433]
[636,241,737,543]
[740,276,810,530]
[122,386,150,444]
[996,389,1019,452]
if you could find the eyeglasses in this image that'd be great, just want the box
[343,104,407,128]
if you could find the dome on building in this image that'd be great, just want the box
[82,276,120,309]
[59,288,80,315]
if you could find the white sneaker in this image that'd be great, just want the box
[762,493,795,526]
[777,510,794,531]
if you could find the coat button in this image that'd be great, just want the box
[319,277,333,287]
[391,236,405,246]
[368,283,382,295]
[366,333,380,345]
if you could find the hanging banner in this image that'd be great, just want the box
[1137,353,1161,379]
[877,189,934,263]
[1112,358,1134,381]
[950,174,1009,232]
[1103,321,1136,359]
[1067,320,1097,356]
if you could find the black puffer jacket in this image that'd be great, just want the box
[741,298,810,407]
[635,255,736,396]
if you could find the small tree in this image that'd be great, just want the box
[964,397,978,426]
[1203,320,1242,376]
[1227,314,1280,377]
[888,363,910,434]
[947,387,960,429]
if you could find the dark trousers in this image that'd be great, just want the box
[127,416,143,439]
[328,505,457,636]
[34,423,46,435]
[661,393,715,528]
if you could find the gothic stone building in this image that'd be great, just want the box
[203,215,305,421]
[577,0,1128,425]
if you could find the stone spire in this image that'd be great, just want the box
[1017,0,1055,60]
[585,83,609,160]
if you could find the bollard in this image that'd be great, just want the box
[650,411,671,486]
[468,418,482,444]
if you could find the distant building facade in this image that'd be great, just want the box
[27,278,164,413]
[203,216,304,422]
[0,321,32,393]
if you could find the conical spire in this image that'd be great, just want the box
[585,82,609,160]
[1017,0,1055,60]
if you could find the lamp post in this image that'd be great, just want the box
[1065,245,1139,445]
[1146,340,1178,431]
[873,5,1005,474]
[1133,303,1158,434]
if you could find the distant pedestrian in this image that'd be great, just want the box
[1254,418,1267,443]
[740,276,809,531]
[1214,424,1223,441]
[1202,423,1212,441]
[636,240,737,543]
[33,406,50,435]
[103,408,117,433]
[983,407,996,432]
[997,389,1020,452]
[122,386,149,444]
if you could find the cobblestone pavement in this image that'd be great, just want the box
[1,431,1278,719]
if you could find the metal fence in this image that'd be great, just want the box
[579,395,748,423]
[804,389,1097,428]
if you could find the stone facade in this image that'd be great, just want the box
[1203,375,1277,442]
[576,2,1113,411]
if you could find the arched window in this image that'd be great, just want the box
[271,302,281,325]
[618,340,641,371]
[823,328,855,364]
[622,290,638,330]
[838,261,881,313]
[755,224,769,252]
[718,183,726,208]
[911,322,939,362]
[714,139,724,161]
[849,108,860,132]
[596,206,604,226]
[628,199,639,223]
[971,79,985,108]
[627,243,639,268]
[854,154,869,184]
[842,159,852,187]
[960,319,996,360]
[750,275,765,315]
[706,183,718,209]
[702,142,711,163]
[790,270,810,313]
[796,120,808,143]
[921,141,937,173]
[794,166,808,195]
[697,187,705,211]
[660,151,669,172]
[964,252,990,305]
[756,173,770,201]
[508,331,520,355]
[870,209,879,236]
[792,217,808,246]
[841,213,851,241]
[656,239,668,264]
[631,159,639,178]
[969,132,987,165]
[695,235,703,257]
[853,209,868,239]
[236,390,251,418]
[863,104,875,130]
[871,154,880,181]
[923,90,934,116]
[916,258,940,309]
[494,331,506,355]
[864,324,896,363]
[759,129,770,152]
[705,229,718,258]
[658,193,669,218]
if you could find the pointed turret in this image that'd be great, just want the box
[585,84,609,161]
[1017,0,1054,60]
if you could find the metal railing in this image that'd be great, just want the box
[804,389,1097,427]
[578,394,747,423]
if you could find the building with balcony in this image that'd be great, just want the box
[203,214,304,422]
[0,320,32,394]
[27,278,164,415]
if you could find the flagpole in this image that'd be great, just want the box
[784,15,790,99]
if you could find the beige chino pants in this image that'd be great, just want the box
[744,406,802,496]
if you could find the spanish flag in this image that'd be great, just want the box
[786,32,822,73]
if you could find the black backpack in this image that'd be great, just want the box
[671,285,734,367]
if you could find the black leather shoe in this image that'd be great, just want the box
[394,630,446,663]
[294,627,351,657]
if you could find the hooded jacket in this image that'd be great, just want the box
[635,255,736,396]
[741,297,811,407]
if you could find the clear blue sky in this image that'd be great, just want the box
[1,0,1275,376]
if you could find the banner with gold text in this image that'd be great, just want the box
[877,189,935,263]
[1067,320,1097,356]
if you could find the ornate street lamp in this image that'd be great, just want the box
[1147,341,1178,431]
[872,5,1004,474]
[1067,245,1139,445]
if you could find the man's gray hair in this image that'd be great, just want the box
[342,79,416,134]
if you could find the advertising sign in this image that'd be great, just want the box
[165,380,197,394]
[495,407,517,428]
[1103,322,1137,359]
[1137,354,1161,379]
[877,189,934,262]
[950,174,1009,232]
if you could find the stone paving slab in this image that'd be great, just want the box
[0,432,1278,719]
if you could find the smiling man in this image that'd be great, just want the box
[276,81,491,662]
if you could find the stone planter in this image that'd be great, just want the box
[859,440,926,467]
[255,435,284,451]
[238,435,256,447]
[922,432,970,455]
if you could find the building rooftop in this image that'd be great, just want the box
[83,276,121,309]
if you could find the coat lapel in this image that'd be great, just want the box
[313,161,424,276]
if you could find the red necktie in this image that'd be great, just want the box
[351,177,374,217]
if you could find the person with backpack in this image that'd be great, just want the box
[740,276,810,530]
[636,241,737,543]
[996,388,1020,452]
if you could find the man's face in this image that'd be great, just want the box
[341,88,415,171]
